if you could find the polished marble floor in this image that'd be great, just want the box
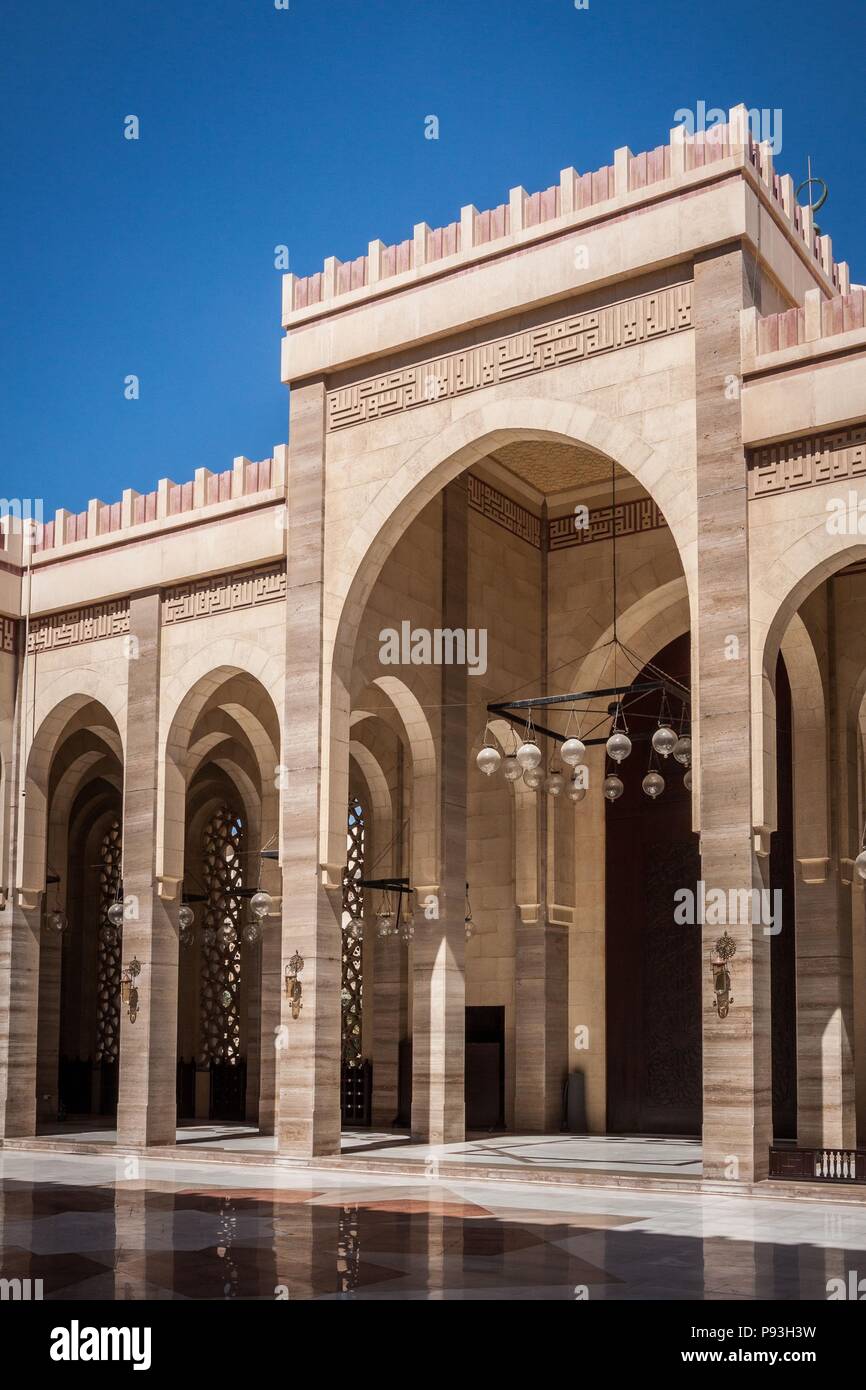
[340,1130,704,1175]
[31,1121,703,1177]
[1,1148,863,1300]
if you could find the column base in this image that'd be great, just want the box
[277,1122,341,1158]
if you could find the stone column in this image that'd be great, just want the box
[277,380,341,1156]
[569,744,606,1131]
[371,793,403,1127]
[514,914,569,1131]
[369,811,403,1128]
[0,625,40,1139]
[514,519,568,1131]
[243,945,262,1125]
[792,579,857,1147]
[694,248,771,1183]
[116,591,179,1146]
[411,479,467,1145]
[257,896,282,1135]
[796,869,855,1147]
[35,929,61,1120]
[256,814,283,1133]
[0,904,40,1137]
[372,934,403,1125]
[853,876,866,1141]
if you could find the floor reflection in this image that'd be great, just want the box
[1,1170,864,1300]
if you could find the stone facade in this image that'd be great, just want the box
[1,106,865,1188]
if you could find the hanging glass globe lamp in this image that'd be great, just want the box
[642,770,665,799]
[651,725,677,758]
[561,737,586,766]
[606,730,632,763]
[603,774,624,802]
[516,739,542,771]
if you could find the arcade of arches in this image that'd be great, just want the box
[3,107,866,1193]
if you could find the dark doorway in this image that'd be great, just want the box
[606,633,702,1135]
[397,1038,412,1127]
[770,653,797,1140]
[210,1060,248,1122]
[465,1006,505,1129]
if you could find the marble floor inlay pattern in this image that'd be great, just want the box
[2,1149,865,1300]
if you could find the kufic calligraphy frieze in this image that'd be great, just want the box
[27,602,130,653]
[328,283,693,431]
[162,562,287,624]
[748,424,866,498]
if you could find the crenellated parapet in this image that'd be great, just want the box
[32,448,288,557]
[747,286,866,358]
[284,103,850,326]
[742,288,866,473]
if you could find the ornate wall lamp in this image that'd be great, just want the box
[121,957,141,1023]
[710,932,736,1018]
[284,951,304,1019]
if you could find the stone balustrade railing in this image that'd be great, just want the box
[284,103,850,320]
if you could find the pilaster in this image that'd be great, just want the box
[276,380,341,1156]
[694,247,771,1183]
[411,478,467,1144]
[116,591,179,1146]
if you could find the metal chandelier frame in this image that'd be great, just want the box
[487,661,690,749]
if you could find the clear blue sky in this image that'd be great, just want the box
[2,0,863,516]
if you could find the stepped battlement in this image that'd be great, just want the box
[284,103,851,324]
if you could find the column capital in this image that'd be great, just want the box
[547,903,574,927]
[796,856,830,884]
[319,862,343,891]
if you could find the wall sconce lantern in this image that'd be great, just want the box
[710,932,736,1018]
[121,957,141,1023]
[284,951,304,1019]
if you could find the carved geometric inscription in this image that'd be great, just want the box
[162,562,287,625]
[27,601,129,653]
[748,423,866,498]
[467,475,542,548]
[467,474,668,551]
[549,497,667,550]
[328,283,693,431]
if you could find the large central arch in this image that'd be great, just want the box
[323,394,697,865]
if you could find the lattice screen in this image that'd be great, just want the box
[341,797,365,1065]
[200,806,244,1064]
[95,818,122,1062]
